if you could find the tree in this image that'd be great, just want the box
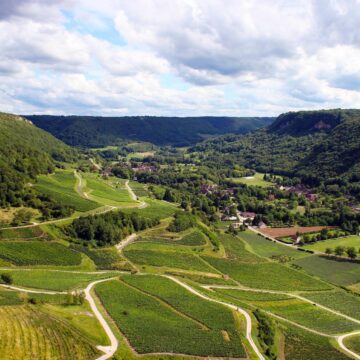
[325,247,333,255]
[335,246,345,256]
[1,273,13,284]
[11,208,35,226]
[346,247,357,259]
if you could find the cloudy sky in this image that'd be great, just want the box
[1,0,360,116]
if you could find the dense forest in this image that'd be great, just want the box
[0,112,76,217]
[25,115,273,147]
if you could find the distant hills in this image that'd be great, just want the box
[24,115,274,147]
[192,109,360,181]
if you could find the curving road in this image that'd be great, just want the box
[125,180,147,208]
[337,331,360,360]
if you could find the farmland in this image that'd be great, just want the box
[35,170,99,212]
[95,277,246,357]
[258,226,335,238]
[227,172,273,187]
[0,241,82,266]
[0,306,99,359]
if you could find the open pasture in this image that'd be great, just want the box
[203,256,330,291]
[0,305,99,360]
[35,171,98,212]
[304,235,360,252]
[0,241,82,266]
[258,226,335,238]
[227,172,273,187]
[95,278,245,357]
[1,269,117,291]
[293,255,360,286]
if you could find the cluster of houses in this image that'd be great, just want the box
[221,210,267,229]
[279,185,319,202]
[132,164,156,173]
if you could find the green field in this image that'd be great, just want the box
[95,277,245,357]
[204,256,330,291]
[240,230,309,260]
[344,335,360,357]
[124,247,215,273]
[300,290,360,321]
[35,171,99,212]
[83,174,133,206]
[0,269,117,291]
[122,198,177,220]
[129,181,149,197]
[0,226,46,240]
[227,173,273,187]
[0,241,82,266]
[304,235,360,252]
[0,305,99,359]
[293,255,360,286]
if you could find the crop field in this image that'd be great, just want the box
[299,290,360,320]
[304,235,360,252]
[124,248,215,273]
[282,322,349,360]
[203,256,330,291]
[95,278,245,357]
[1,269,116,291]
[175,230,207,246]
[227,172,273,187]
[258,226,335,238]
[122,198,177,220]
[239,231,309,259]
[0,226,45,240]
[0,305,99,359]
[129,181,149,197]
[35,171,99,212]
[344,335,360,357]
[0,241,82,266]
[293,255,360,286]
[83,174,133,206]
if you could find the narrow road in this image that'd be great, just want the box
[0,284,66,295]
[85,278,119,360]
[125,180,147,208]
[74,170,89,199]
[164,275,265,360]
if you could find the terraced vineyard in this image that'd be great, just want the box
[0,306,99,359]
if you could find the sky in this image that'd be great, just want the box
[1,0,360,116]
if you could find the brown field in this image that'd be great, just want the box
[258,226,335,238]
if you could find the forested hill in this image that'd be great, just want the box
[0,112,75,208]
[24,115,274,147]
[191,109,360,182]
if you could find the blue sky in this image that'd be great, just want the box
[0,0,360,116]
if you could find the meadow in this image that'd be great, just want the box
[227,172,273,187]
[293,255,360,286]
[0,305,99,360]
[35,171,99,212]
[0,226,45,240]
[95,278,245,357]
[0,269,117,291]
[304,235,360,252]
[0,241,82,266]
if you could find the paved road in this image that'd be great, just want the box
[165,275,265,360]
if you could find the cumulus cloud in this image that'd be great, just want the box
[0,0,359,116]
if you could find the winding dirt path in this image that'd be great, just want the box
[125,180,147,208]
[115,233,137,252]
[85,278,119,360]
[337,331,360,360]
[164,275,265,360]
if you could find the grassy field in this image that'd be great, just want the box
[204,256,330,291]
[215,288,359,335]
[293,255,360,286]
[122,198,177,220]
[0,269,117,291]
[129,181,149,197]
[95,278,245,357]
[227,172,273,187]
[343,335,360,357]
[300,290,360,321]
[0,241,82,266]
[304,235,360,252]
[239,231,309,260]
[0,226,46,240]
[0,305,99,359]
[35,171,99,212]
